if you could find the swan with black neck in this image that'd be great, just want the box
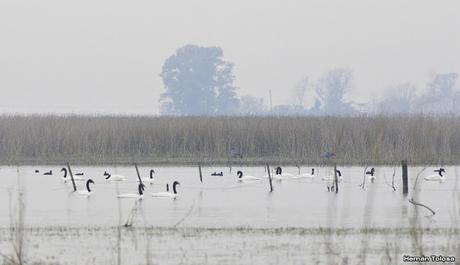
[151,181,180,199]
[78,179,95,197]
[237,170,261,182]
[117,183,145,199]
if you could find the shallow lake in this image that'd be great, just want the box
[0,165,458,229]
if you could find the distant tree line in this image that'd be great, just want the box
[160,44,459,116]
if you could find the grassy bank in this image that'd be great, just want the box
[0,115,459,165]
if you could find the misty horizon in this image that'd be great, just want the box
[1,0,459,115]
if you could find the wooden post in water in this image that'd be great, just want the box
[267,164,273,192]
[66,163,77,192]
[334,163,339,194]
[402,160,408,195]
[198,163,203,183]
[134,163,142,185]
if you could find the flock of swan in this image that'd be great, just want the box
[35,166,447,199]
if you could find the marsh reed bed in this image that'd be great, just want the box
[0,115,459,165]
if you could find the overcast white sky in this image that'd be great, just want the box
[1,0,459,115]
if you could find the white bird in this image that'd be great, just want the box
[322,170,343,182]
[151,181,180,199]
[424,168,446,182]
[293,168,315,179]
[366,168,376,183]
[61,168,84,182]
[140,169,155,184]
[237,170,261,182]
[117,183,145,199]
[261,168,275,179]
[105,173,126,182]
[78,179,94,197]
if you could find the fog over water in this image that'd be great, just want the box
[1,0,459,115]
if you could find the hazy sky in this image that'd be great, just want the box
[1,0,459,115]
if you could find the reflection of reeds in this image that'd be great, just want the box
[1,115,460,165]
[2,172,26,265]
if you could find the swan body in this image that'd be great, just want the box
[117,183,145,199]
[293,168,315,179]
[322,170,343,182]
[152,181,180,199]
[237,170,261,182]
[424,168,446,182]
[78,179,94,197]
[105,174,126,182]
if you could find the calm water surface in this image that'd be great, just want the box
[0,165,458,228]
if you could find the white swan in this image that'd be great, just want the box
[152,181,180,199]
[105,173,126,182]
[293,168,315,179]
[117,183,145,199]
[78,179,94,197]
[366,168,376,183]
[140,169,155,184]
[237,170,261,182]
[261,168,275,179]
[424,168,446,182]
[61,168,84,182]
[322,170,343,182]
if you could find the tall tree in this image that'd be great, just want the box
[314,68,356,115]
[160,44,239,115]
[378,83,417,114]
[417,73,458,113]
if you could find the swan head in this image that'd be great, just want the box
[138,183,145,195]
[61,168,67,178]
[434,168,446,176]
[336,170,342,177]
[172,181,180,194]
[237,170,243,178]
[86,179,94,192]
[276,167,282,175]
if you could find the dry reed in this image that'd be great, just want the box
[0,114,459,165]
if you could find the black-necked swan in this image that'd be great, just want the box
[273,166,294,181]
[211,172,224,176]
[322,170,343,182]
[105,173,126,182]
[43,170,52,176]
[151,181,180,199]
[78,179,95,197]
[366,168,376,182]
[424,168,446,182]
[140,169,155,184]
[117,183,145,199]
[61,167,84,182]
[35,170,39,173]
[237,170,261,182]
[293,168,315,179]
